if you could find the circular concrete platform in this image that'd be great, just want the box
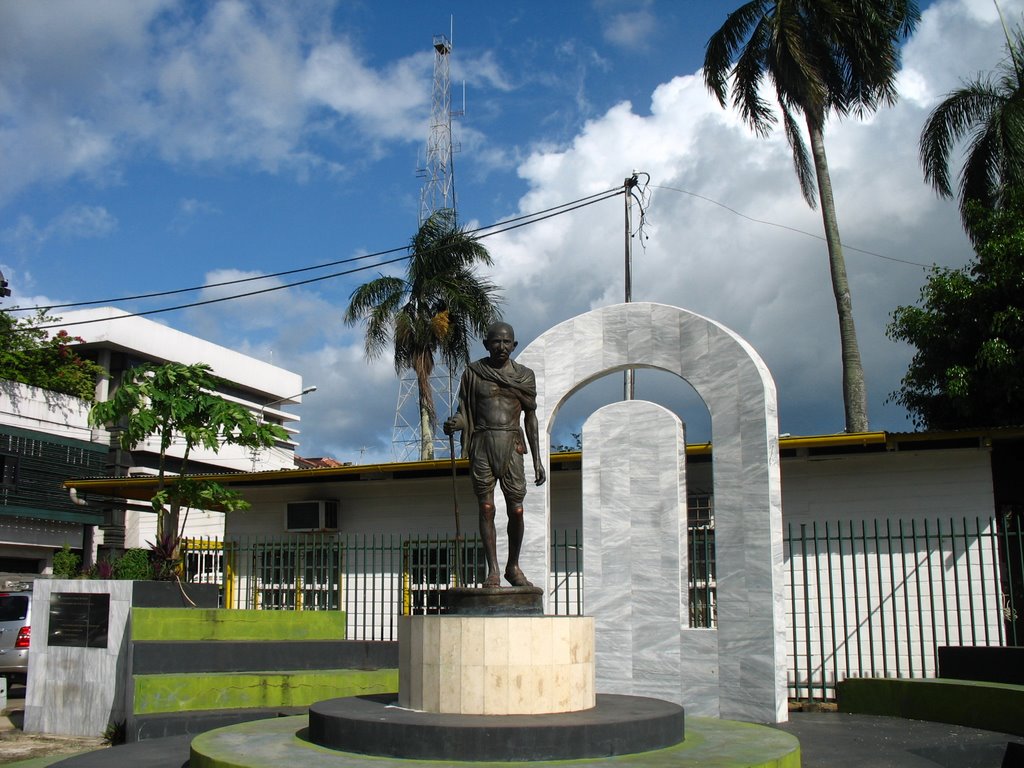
[189,713,800,768]
[309,693,682,760]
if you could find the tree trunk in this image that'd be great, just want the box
[416,364,435,461]
[156,427,174,543]
[807,117,870,433]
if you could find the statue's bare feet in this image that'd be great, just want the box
[483,573,501,588]
[504,567,533,587]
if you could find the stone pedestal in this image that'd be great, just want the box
[398,614,595,715]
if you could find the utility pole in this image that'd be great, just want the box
[623,174,639,400]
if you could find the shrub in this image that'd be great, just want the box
[112,549,154,581]
[52,544,81,578]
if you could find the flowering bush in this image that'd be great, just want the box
[0,309,106,401]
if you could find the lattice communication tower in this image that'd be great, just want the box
[392,31,463,462]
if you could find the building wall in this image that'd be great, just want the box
[0,382,107,573]
[781,448,993,524]
[779,447,1000,695]
[230,468,584,539]
[0,380,94,442]
[227,450,991,543]
[222,445,1005,694]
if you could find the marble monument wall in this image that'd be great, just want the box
[516,302,787,723]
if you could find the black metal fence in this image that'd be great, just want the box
[785,515,1020,699]
[181,512,1023,700]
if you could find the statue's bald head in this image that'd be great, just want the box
[485,322,515,343]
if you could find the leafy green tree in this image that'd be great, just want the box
[919,22,1024,243]
[703,0,919,433]
[887,198,1024,429]
[88,362,288,550]
[344,208,502,460]
[0,308,106,401]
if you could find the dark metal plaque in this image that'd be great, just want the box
[47,592,110,648]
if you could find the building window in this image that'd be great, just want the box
[0,453,18,488]
[688,493,713,526]
[403,539,487,614]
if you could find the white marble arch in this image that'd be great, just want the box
[516,302,787,723]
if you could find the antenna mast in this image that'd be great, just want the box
[418,27,462,224]
[393,24,464,462]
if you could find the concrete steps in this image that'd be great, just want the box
[126,608,398,741]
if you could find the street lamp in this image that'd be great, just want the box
[258,385,318,422]
[251,385,317,470]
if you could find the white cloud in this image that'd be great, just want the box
[0,1,434,207]
[597,0,658,50]
[478,0,1013,439]
[1,205,118,251]
[301,43,429,142]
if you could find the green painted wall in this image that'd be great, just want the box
[133,669,398,714]
[131,608,346,641]
[837,677,1024,736]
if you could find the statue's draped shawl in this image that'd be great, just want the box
[456,358,537,459]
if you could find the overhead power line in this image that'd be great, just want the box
[23,246,408,312]
[651,184,935,269]
[14,187,624,332]
[4,180,930,334]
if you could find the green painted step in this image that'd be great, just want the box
[131,608,347,641]
[133,669,398,714]
[189,715,801,768]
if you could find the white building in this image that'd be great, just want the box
[1,307,309,573]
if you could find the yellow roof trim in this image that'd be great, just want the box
[64,429,1021,501]
[777,432,887,450]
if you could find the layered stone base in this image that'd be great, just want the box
[309,693,683,761]
[398,614,595,714]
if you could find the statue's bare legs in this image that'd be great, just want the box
[478,497,532,587]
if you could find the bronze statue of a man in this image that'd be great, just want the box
[444,322,546,587]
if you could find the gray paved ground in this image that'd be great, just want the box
[37,712,1023,768]
[774,712,1022,768]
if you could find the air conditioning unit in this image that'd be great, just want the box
[285,500,339,532]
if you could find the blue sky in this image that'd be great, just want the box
[1,0,1018,463]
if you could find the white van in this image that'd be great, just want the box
[0,591,31,684]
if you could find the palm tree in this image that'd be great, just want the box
[920,22,1024,243]
[345,209,501,460]
[704,1,919,433]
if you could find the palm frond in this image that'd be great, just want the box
[920,78,1004,199]
[344,275,409,360]
[782,105,818,206]
[707,0,917,149]
[703,0,768,105]
[347,205,501,438]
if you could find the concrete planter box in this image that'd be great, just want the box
[24,579,216,737]
[130,581,218,608]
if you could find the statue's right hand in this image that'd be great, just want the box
[443,415,462,435]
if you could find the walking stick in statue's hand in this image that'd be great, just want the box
[449,429,463,587]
